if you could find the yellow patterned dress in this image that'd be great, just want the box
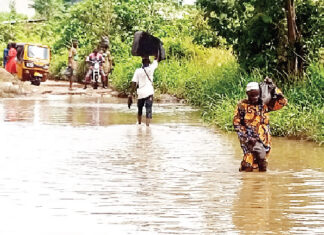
[233,88,287,169]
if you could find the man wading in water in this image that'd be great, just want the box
[128,54,159,126]
[233,79,287,172]
[67,39,78,90]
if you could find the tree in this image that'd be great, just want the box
[286,0,303,75]
[197,0,324,77]
[9,0,17,16]
[30,0,65,19]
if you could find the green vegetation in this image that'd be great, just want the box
[196,0,324,77]
[0,0,323,143]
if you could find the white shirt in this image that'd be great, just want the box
[132,60,158,99]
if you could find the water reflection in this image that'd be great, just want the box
[0,96,323,234]
[233,170,324,234]
[233,173,292,234]
[1,96,200,126]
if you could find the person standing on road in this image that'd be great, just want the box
[99,36,113,88]
[5,42,17,74]
[128,55,159,127]
[3,43,10,68]
[68,39,78,90]
[233,79,287,172]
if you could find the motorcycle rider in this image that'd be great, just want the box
[84,48,107,89]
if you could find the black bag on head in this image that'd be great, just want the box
[259,78,276,105]
[132,31,165,59]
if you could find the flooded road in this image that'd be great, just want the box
[0,96,323,234]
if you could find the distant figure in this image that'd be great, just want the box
[99,36,113,88]
[68,39,78,90]
[84,48,106,89]
[128,54,159,126]
[102,49,113,87]
[3,43,10,68]
[5,43,17,74]
[233,78,287,172]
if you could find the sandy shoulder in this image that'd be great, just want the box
[0,68,181,102]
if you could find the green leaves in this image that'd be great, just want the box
[261,14,272,23]
[30,0,66,20]
[198,0,324,77]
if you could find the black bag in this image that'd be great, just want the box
[132,31,165,59]
[259,79,276,105]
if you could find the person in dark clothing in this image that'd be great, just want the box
[3,43,10,68]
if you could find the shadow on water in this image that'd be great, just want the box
[0,96,323,234]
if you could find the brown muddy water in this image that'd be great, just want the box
[0,96,323,235]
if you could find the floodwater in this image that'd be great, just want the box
[0,96,323,235]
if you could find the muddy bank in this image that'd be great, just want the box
[0,69,181,103]
[0,68,32,98]
[0,68,118,98]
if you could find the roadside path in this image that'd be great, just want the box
[30,80,119,97]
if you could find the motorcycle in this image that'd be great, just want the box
[91,61,101,89]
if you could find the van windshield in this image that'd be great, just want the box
[27,45,49,60]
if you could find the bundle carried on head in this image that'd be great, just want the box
[131,31,165,61]
[100,36,110,49]
[259,77,277,105]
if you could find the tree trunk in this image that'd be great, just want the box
[285,0,303,76]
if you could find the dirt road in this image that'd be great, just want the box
[27,80,120,97]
